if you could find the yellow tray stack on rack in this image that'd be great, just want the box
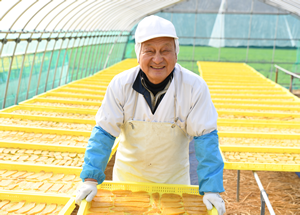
[198,61,300,172]
[78,181,218,215]
[0,59,138,214]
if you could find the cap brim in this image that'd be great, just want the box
[138,34,178,43]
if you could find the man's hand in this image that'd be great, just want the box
[203,192,226,215]
[75,181,98,205]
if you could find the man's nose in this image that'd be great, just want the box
[152,52,164,64]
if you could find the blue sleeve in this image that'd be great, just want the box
[194,130,225,195]
[80,125,116,184]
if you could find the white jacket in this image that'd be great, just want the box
[96,63,218,139]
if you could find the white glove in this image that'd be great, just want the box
[75,181,98,205]
[203,192,226,215]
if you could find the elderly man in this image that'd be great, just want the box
[76,15,225,214]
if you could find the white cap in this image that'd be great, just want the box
[135,15,179,62]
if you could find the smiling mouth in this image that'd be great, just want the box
[150,66,165,69]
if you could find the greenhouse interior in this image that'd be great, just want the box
[0,0,300,214]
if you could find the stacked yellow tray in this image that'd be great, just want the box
[0,59,138,214]
[198,61,300,172]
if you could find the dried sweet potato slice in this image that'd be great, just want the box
[161,197,182,203]
[16,202,36,213]
[96,189,113,197]
[7,201,26,212]
[28,155,39,161]
[49,173,65,181]
[18,155,30,161]
[0,200,10,209]
[19,172,35,179]
[40,203,57,214]
[51,204,63,214]
[114,197,150,203]
[10,171,27,179]
[0,180,14,187]
[58,184,72,193]
[27,203,46,214]
[26,172,45,179]
[62,174,76,181]
[38,183,54,192]
[114,202,150,207]
[92,197,113,203]
[2,170,17,177]
[48,183,64,192]
[182,193,202,198]
[184,206,207,212]
[38,173,53,181]
[130,191,150,198]
[112,190,132,196]
[89,207,110,213]
[7,183,18,190]
[2,202,15,211]
[182,197,203,203]
[87,213,107,215]
[186,211,207,215]
[0,170,7,175]
[183,202,206,207]
[162,208,185,215]
[161,202,183,208]
[111,207,148,212]
[32,182,44,190]
[91,201,113,208]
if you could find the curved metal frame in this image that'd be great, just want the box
[0,0,183,109]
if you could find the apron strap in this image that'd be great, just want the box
[131,91,139,120]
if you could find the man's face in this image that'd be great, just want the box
[139,37,177,84]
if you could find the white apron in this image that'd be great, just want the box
[113,70,190,185]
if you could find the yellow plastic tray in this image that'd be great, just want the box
[78,181,218,215]
[211,94,292,99]
[0,105,98,115]
[51,88,106,96]
[0,162,82,177]
[214,104,300,111]
[0,126,119,162]
[208,86,281,90]
[36,92,104,101]
[217,110,300,119]
[218,118,300,125]
[210,90,287,95]
[204,79,269,83]
[66,83,108,90]
[0,141,86,154]
[19,97,101,109]
[206,82,274,86]
[221,146,300,172]
[218,131,299,139]
[0,191,75,215]
[0,112,95,125]
[217,120,300,129]
[213,99,299,105]
[0,124,91,136]
[0,162,81,196]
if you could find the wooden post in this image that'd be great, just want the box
[275,68,278,83]
[289,75,294,92]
